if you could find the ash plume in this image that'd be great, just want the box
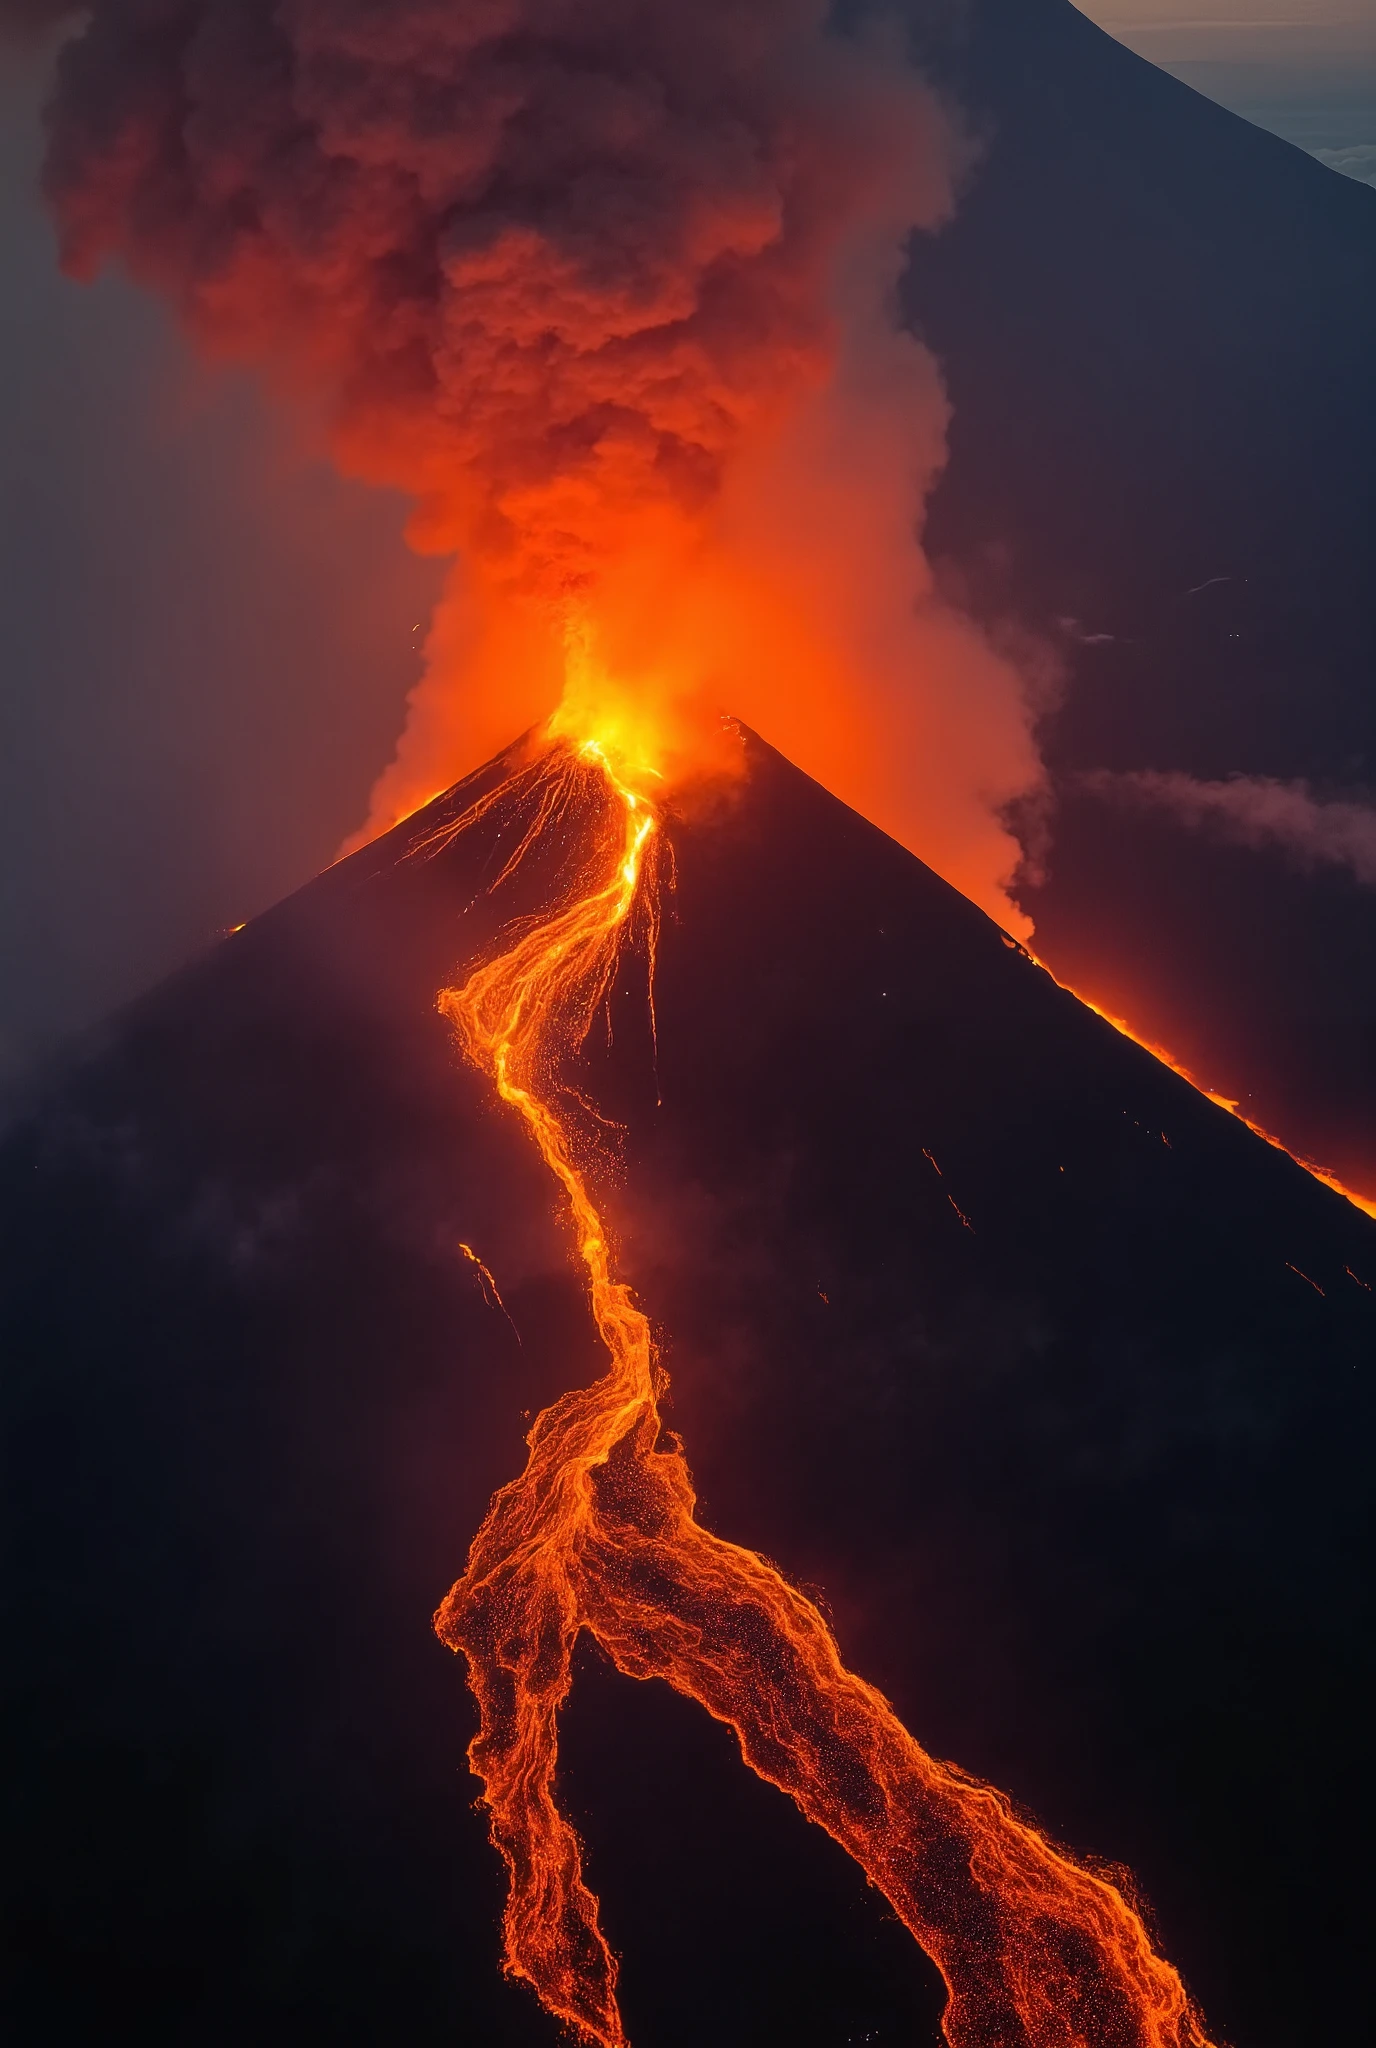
[25,0,1044,929]
[1085,770,1376,888]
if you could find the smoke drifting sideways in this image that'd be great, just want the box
[26,0,1044,933]
[1086,770,1376,891]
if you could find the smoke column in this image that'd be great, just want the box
[28,0,1043,929]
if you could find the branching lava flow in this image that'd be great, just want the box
[431,732,1216,2048]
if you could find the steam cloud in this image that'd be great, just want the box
[1086,770,1376,888]
[22,0,1044,928]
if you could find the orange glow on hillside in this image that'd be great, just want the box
[432,734,1216,2048]
[364,359,1044,933]
[1029,956,1376,1223]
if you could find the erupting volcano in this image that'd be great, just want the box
[6,720,1374,2045]
[5,2,1374,2044]
[425,728,1214,2047]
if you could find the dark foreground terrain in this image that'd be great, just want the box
[4,732,1372,2047]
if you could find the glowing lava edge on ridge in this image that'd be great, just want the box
[1021,960,1376,1224]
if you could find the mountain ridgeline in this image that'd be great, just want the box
[909,0,1376,1195]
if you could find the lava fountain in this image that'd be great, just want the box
[429,719,1216,2048]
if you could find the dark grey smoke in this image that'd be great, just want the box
[28,0,958,598]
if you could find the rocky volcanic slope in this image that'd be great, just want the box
[4,733,1371,2046]
[910,0,1376,1191]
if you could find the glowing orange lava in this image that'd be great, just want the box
[1027,958,1376,1223]
[432,733,1216,2048]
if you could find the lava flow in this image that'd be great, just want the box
[1034,973,1376,1224]
[432,731,1216,2048]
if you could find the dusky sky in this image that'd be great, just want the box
[0,51,441,1086]
[1076,0,1376,174]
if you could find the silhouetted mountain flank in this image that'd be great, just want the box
[4,734,1372,2048]
[907,0,1376,1191]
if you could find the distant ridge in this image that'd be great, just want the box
[907,0,1376,1199]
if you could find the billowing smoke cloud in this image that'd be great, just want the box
[25,0,1043,928]
[1085,770,1376,888]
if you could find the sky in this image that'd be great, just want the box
[0,50,442,1087]
[1076,0,1376,177]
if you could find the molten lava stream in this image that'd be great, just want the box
[1030,971,1376,1224]
[433,736,1215,2048]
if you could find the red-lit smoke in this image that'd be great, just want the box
[35,0,1043,928]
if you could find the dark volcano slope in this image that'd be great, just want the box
[4,736,1372,2048]
[905,0,1376,1191]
